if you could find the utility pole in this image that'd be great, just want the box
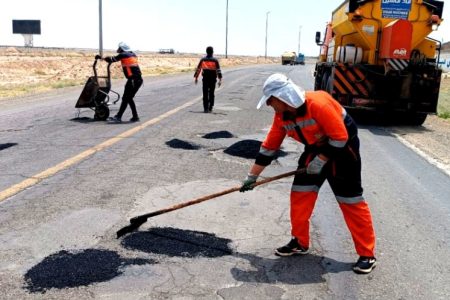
[99,0,103,56]
[298,25,302,54]
[265,11,270,60]
[225,0,228,58]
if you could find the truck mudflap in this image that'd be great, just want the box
[314,62,442,114]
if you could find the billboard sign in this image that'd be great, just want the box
[12,20,41,34]
[381,0,412,20]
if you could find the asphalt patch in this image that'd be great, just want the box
[224,140,288,159]
[121,227,233,258]
[166,139,201,150]
[0,143,18,151]
[202,131,235,139]
[24,249,153,293]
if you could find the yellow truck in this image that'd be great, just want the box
[281,51,297,65]
[314,0,444,125]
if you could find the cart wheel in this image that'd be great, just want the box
[94,104,110,121]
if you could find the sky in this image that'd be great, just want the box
[1,0,449,57]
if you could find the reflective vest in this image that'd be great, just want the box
[256,91,351,165]
[194,56,222,81]
[111,52,142,79]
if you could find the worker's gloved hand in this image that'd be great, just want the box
[104,57,113,63]
[240,174,258,192]
[95,54,102,60]
[194,78,198,85]
[306,155,327,175]
[218,80,222,87]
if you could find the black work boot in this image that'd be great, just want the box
[353,256,377,274]
[275,238,309,256]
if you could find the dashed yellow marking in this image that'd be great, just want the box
[0,96,201,202]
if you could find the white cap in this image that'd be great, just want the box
[257,73,306,109]
[117,42,131,52]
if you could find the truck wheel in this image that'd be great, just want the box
[325,75,333,93]
[405,113,427,126]
[94,104,110,121]
[321,73,329,91]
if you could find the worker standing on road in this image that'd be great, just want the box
[194,46,222,113]
[103,42,142,123]
[240,73,377,274]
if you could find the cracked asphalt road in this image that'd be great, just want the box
[0,64,449,299]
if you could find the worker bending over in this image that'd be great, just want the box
[240,73,377,274]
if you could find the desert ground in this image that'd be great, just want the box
[0,46,279,99]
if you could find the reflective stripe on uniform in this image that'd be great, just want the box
[259,146,277,156]
[329,139,347,148]
[336,195,365,204]
[201,61,218,70]
[283,118,316,131]
[121,56,139,67]
[292,185,319,193]
[326,109,348,148]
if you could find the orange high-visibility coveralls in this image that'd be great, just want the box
[255,91,376,257]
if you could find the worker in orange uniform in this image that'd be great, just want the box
[240,73,377,274]
[194,46,222,113]
[102,42,142,123]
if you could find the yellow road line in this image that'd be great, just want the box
[0,96,201,203]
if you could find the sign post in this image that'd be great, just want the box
[12,20,41,47]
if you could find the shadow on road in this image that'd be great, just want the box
[24,227,352,293]
[69,117,98,123]
[122,227,352,285]
[188,110,228,116]
[231,252,353,285]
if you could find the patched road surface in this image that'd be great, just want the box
[0,64,449,299]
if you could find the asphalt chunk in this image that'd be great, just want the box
[166,139,201,150]
[202,131,235,139]
[24,249,153,293]
[224,140,288,159]
[0,143,18,151]
[121,227,233,258]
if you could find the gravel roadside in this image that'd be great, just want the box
[388,115,450,176]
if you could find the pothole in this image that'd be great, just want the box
[166,139,201,150]
[0,143,18,151]
[202,131,235,139]
[224,140,287,159]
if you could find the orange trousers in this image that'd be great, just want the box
[290,190,376,257]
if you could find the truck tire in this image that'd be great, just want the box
[320,73,329,91]
[405,112,427,126]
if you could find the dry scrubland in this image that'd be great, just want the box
[0,47,278,99]
[438,76,450,118]
[0,46,448,119]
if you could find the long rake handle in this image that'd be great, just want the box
[116,169,305,238]
[130,169,302,223]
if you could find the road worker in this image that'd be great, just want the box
[103,42,143,123]
[240,73,377,274]
[194,46,222,113]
